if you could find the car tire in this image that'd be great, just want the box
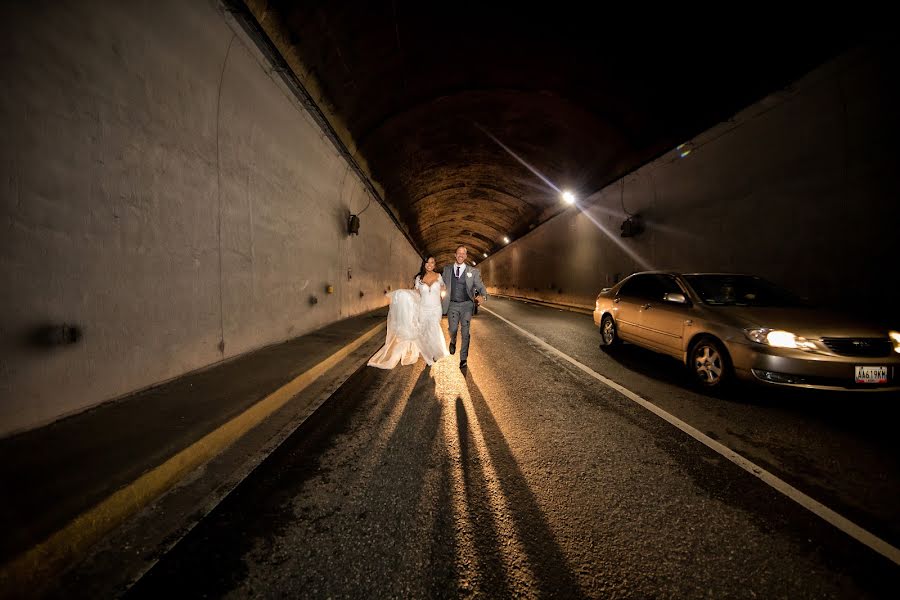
[689,336,732,390]
[600,314,620,349]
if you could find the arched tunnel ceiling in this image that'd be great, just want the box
[244,2,853,266]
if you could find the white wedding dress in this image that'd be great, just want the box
[367,276,450,369]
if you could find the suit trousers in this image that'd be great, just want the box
[447,300,475,361]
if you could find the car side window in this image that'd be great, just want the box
[657,275,684,297]
[619,275,683,301]
[618,276,645,299]
[619,275,663,301]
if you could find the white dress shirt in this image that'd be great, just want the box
[453,262,467,278]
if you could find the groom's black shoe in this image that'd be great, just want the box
[459,360,467,370]
[449,342,456,355]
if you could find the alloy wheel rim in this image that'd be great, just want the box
[694,345,722,383]
[603,320,614,343]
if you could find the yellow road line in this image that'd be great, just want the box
[0,321,385,593]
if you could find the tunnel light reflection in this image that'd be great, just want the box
[476,122,651,273]
[477,124,560,194]
[581,208,653,271]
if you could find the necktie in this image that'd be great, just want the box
[455,266,460,278]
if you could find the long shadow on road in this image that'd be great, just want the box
[127,363,454,598]
[461,374,587,599]
[454,396,514,598]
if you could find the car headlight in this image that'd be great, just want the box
[890,331,900,353]
[744,328,817,351]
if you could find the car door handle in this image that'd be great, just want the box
[641,304,651,310]
[613,298,620,304]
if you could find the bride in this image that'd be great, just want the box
[367,256,450,369]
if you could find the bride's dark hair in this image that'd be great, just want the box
[414,256,436,282]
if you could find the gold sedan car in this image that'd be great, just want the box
[594,272,900,391]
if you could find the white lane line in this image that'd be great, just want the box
[482,306,900,566]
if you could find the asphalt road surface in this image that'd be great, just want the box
[127,298,900,598]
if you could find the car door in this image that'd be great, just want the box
[639,275,690,358]
[613,275,656,345]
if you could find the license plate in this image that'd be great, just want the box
[855,366,888,384]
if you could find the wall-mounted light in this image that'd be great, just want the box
[483,252,488,258]
[502,236,510,244]
[620,214,645,238]
[326,284,334,294]
[29,323,82,348]
[348,214,360,235]
[562,190,576,204]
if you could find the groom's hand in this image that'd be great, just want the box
[475,295,484,305]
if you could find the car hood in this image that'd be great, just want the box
[711,306,889,338]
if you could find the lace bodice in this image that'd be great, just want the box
[415,276,445,312]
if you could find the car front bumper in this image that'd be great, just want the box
[728,341,900,392]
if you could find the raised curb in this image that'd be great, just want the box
[0,322,386,594]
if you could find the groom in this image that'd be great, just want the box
[441,245,487,369]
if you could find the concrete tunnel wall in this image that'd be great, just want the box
[479,44,900,324]
[0,0,421,438]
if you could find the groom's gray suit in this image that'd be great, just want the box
[441,262,488,364]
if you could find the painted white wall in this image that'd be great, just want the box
[481,43,899,322]
[0,0,419,437]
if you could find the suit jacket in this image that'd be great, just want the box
[441,264,488,314]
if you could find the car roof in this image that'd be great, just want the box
[627,271,757,277]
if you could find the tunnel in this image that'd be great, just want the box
[3,2,895,437]
[1,2,899,597]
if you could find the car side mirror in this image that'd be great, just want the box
[663,292,689,305]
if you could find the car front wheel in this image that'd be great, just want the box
[600,314,619,348]
[689,336,731,389]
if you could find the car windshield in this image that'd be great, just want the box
[681,275,807,307]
